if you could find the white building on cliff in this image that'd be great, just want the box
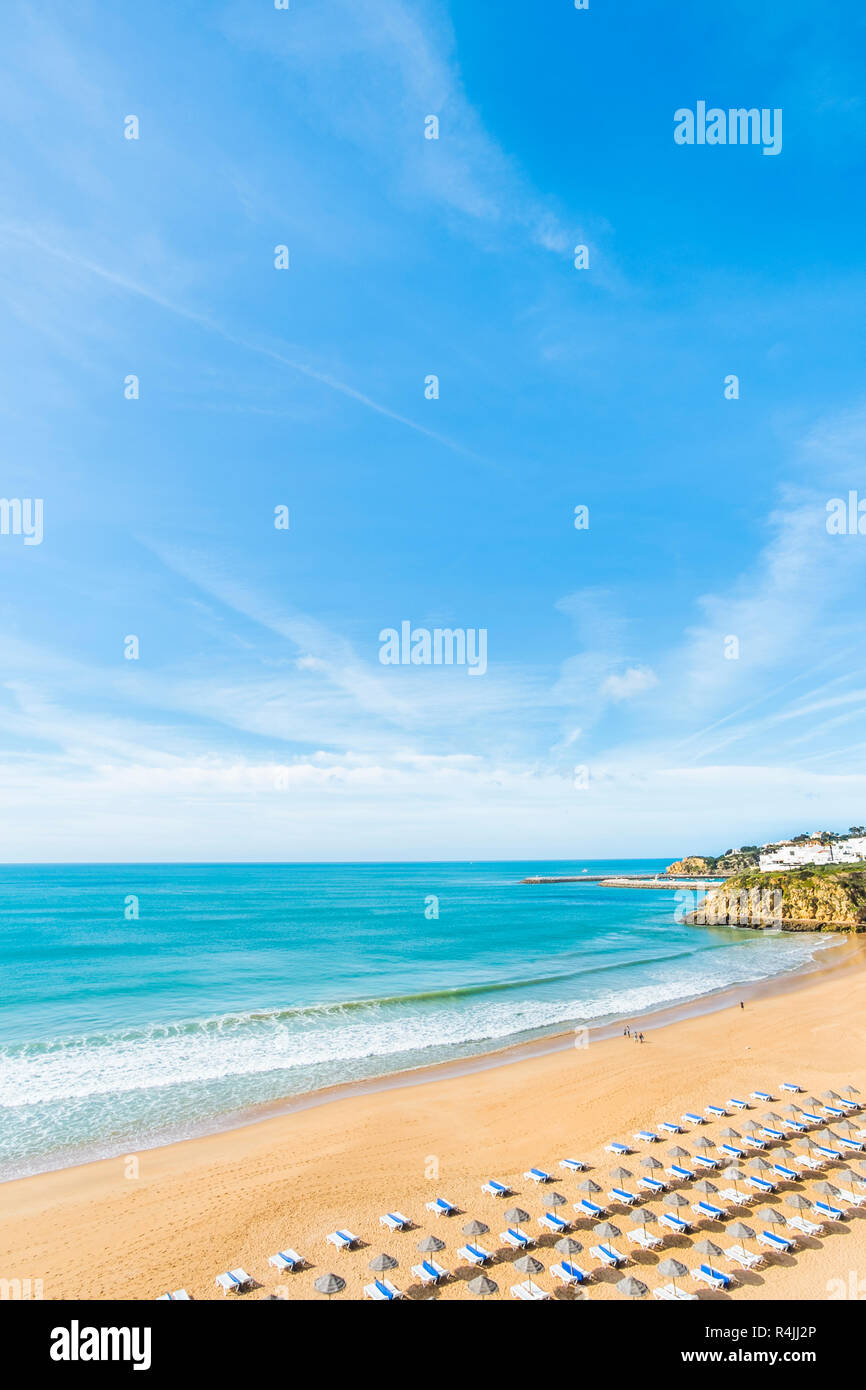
[758,835,866,871]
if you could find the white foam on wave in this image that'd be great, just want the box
[0,933,824,1111]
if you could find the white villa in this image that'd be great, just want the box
[758,835,866,872]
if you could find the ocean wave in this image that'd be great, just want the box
[0,934,824,1110]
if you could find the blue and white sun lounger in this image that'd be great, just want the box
[761,1127,784,1141]
[590,1243,625,1267]
[364,1278,403,1300]
[751,1090,773,1102]
[837,1097,859,1111]
[813,1200,844,1221]
[426,1198,456,1218]
[682,1112,704,1125]
[660,1212,692,1234]
[634,1130,657,1143]
[551,1260,587,1286]
[268,1249,305,1272]
[609,1186,638,1206]
[539,1211,570,1234]
[380,1212,410,1232]
[705,1105,726,1118]
[326,1229,359,1250]
[814,1144,842,1161]
[758,1230,793,1254]
[575,1198,606,1219]
[482,1180,510,1197]
[559,1158,587,1173]
[720,1144,745,1160]
[728,1098,748,1110]
[823,1105,846,1118]
[412,1259,450,1285]
[524,1167,551,1183]
[604,1142,631,1156]
[780,1083,801,1094]
[215,1269,254,1295]
[802,1112,824,1125]
[639,1177,666,1194]
[786,1118,807,1133]
[458,1243,492,1265]
[501,1227,534,1249]
[773,1164,798,1182]
[746,1175,775,1194]
[692,1264,732,1290]
[667,1164,695,1181]
[691,1200,725,1221]
[654,1282,698,1300]
[694,1154,720,1170]
[659,1121,682,1135]
[836,1136,864,1153]
[158,1289,192,1300]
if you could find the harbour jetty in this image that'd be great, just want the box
[520,874,724,890]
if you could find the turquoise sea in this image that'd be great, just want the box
[0,861,828,1181]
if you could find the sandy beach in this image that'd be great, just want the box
[3,939,866,1302]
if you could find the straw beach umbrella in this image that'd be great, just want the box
[576,1180,602,1194]
[467,1275,498,1299]
[694,1136,715,1152]
[417,1235,445,1253]
[368,1253,398,1273]
[548,1191,568,1211]
[813,1181,840,1197]
[555,1236,583,1258]
[616,1275,648,1299]
[749,1157,773,1172]
[514,1254,544,1294]
[592,1221,621,1241]
[503,1208,530,1240]
[693,1238,722,1260]
[759,1207,785,1229]
[720,1127,742,1140]
[693,1179,718,1195]
[314,1273,346,1299]
[668,1146,690,1159]
[728,1220,755,1246]
[785,1194,811,1211]
[666,1191,690,1208]
[462,1220,489,1239]
[657,1257,688,1293]
[641,1156,664,1172]
[609,1167,633,1184]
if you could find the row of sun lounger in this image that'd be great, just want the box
[160,1080,860,1300]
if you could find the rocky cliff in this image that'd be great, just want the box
[666,856,716,875]
[691,865,866,931]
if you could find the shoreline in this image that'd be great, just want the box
[6,934,852,1187]
[2,935,865,1300]
[3,933,864,1301]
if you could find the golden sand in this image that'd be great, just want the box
[2,941,865,1301]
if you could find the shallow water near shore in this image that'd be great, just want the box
[0,860,829,1180]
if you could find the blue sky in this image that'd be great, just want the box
[2,0,866,860]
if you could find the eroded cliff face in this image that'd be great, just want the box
[693,870,866,931]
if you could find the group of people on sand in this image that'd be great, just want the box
[623,1025,646,1043]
